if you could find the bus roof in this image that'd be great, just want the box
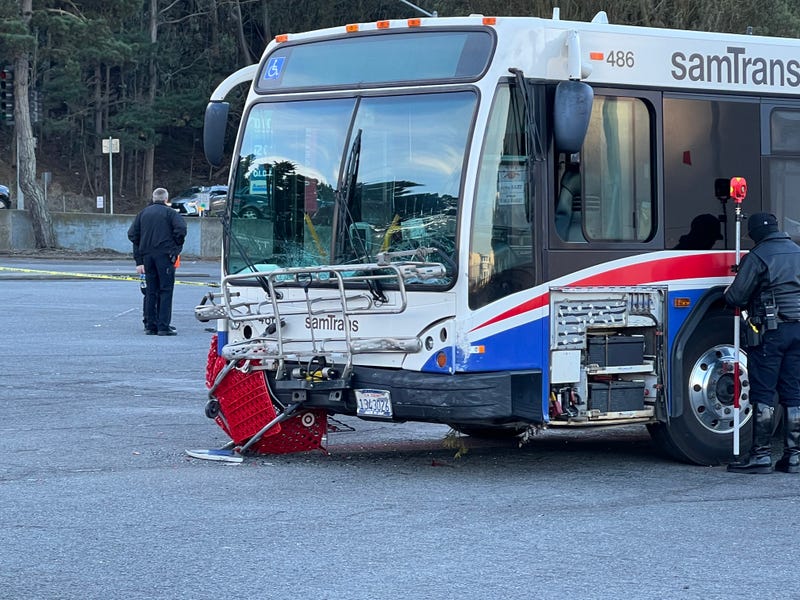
[265,12,800,96]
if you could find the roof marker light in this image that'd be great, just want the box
[408,18,421,27]
[377,20,390,29]
[346,24,359,33]
[275,34,288,43]
[483,17,497,25]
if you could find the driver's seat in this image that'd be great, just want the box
[555,166,584,242]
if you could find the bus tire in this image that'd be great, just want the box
[649,313,752,465]
[646,422,684,462]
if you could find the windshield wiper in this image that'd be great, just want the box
[219,212,279,298]
[334,129,364,261]
[509,68,544,163]
[508,68,544,226]
[332,129,387,303]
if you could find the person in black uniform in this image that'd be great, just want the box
[724,212,800,474]
[128,187,187,336]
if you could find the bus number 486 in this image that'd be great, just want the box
[607,50,635,68]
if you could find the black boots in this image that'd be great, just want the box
[727,404,774,474]
[726,404,800,473]
[775,406,800,474]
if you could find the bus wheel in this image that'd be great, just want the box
[650,313,752,465]
[448,425,526,439]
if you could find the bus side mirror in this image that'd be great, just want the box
[553,80,593,154]
[204,101,230,168]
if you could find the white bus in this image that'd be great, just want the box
[197,9,800,464]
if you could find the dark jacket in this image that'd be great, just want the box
[724,231,800,321]
[127,201,187,265]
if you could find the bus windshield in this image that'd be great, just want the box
[226,91,477,283]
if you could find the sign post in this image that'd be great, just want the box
[102,137,120,214]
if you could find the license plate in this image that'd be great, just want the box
[355,389,393,418]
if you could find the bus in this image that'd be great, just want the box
[196,8,800,464]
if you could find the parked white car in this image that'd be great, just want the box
[170,185,227,216]
[0,184,10,209]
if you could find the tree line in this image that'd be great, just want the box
[0,0,798,247]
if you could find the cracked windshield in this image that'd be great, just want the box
[227,91,477,285]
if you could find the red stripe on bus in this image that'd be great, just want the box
[472,252,733,332]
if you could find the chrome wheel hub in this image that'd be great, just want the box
[687,344,751,434]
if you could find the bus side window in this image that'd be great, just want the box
[768,108,800,242]
[663,95,760,249]
[581,95,653,242]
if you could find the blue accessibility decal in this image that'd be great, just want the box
[264,57,285,80]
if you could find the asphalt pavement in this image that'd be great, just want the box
[1,255,798,600]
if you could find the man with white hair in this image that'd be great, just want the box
[127,187,187,336]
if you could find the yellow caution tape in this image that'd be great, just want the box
[0,265,218,287]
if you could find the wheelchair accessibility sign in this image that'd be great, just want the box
[264,57,285,80]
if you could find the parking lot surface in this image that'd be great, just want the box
[1,256,798,600]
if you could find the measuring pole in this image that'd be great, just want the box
[730,176,747,455]
[108,136,113,215]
